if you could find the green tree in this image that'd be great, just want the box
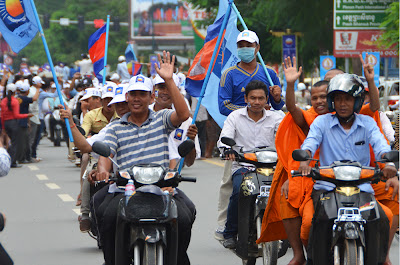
[378,2,399,50]
[17,0,129,71]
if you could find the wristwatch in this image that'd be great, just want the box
[385,162,396,167]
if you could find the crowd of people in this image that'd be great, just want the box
[0,28,398,265]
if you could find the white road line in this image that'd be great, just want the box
[72,209,81,215]
[45,183,60,190]
[36,174,48,180]
[58,194,74,202]
[28,165,39,171]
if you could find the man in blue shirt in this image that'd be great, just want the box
[218,30,284,116]
[300,73,397,264]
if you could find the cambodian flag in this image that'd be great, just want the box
[0,0,38,53]
[185,0,239,127]
[88,25,106,80]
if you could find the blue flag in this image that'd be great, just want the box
[125,43,138,62]
[185,0,239,128]
[0,0,38,53]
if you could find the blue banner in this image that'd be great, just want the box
[282,35,296,61]
[362,52,380,87]
[0,0,38,53]
[320,55,336,79]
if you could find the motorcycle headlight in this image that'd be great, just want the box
[132,166,164,185]
[255,151,277,163]
[333,166,361,181]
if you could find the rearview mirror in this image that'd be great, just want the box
[382,151,399,163]
[92,141,111,157]
[178,139,195,158]
[76,125,86,136]
[292,149,310,162]
[221,137,236,147]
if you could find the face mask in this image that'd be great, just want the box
[238,47,256,63]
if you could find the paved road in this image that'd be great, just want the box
[0,139,398,264]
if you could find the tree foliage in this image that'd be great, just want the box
[16,0,129,69]
[378,2,399,50]
[188,0,334,73]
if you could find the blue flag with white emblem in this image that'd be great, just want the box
[0,0,38,53]
[185,0,239,128]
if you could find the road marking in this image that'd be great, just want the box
[203,159,224,168]
[36,174,48,180]
[72,209,80,215]
[28,165,39,171]
[46,183,60,190]
[58,194,74,202]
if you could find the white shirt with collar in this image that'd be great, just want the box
[218,107,284,174]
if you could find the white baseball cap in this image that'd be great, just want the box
[19,82,30,92]
[108,84,129,106]
[118,55,126,62]
[153,73,180,87]
[127,75,153,92]
[101,82,117,99]
[15,80,24,90]
[32,76,45,85]
[237,30,259,44]
[297,83,307,91]
[80,87,102,101]
[6,83,16,93]
[110,73,120,81]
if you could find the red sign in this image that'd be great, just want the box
[334,30,397,58]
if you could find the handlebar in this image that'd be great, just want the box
[180,176,197,183]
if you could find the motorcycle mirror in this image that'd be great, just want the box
[178,139,195,158]
[292,149,310,161]
[92,141,111,157]
[382,151,399,163]
[76,125,86,136]
[221,137,236,147]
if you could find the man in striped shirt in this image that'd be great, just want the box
[96,51,194,265]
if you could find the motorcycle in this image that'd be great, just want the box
[292,149,399,265]
[92,140,196,265]
[50,108,65,147]
[221,137,281,265]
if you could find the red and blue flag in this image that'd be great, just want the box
[185,0,239,127]
[88,25,106,79]
[0,0,38,53]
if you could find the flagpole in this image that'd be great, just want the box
[178,0,233,173]
[102,15,111,85]
[231,2,274,88]
[29,0,74,142]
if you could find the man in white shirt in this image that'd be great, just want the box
[217,80,283,248]
[116,56,131,83]
[149,74,200,169]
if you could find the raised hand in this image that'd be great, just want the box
[359,53,374,82]
[282,56,302,84]
[155,50,175,82]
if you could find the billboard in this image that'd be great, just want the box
[320,56,336,79]
[334,30,398,58]
[282,35,297,61]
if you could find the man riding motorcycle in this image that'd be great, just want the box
[217,80,284,249]
[299,73,397,264]
[95,52,195,265]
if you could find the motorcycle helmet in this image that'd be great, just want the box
[327,73,365,113]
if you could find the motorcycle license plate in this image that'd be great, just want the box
[259,185,271,197]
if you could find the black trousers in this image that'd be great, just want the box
[16,126,29,162]
[4,120,19,165]
[96,188,196,265]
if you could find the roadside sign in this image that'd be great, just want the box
[334,30,398,58]
[59,18,70,26]
[334,0,396,29]
[282,35,297,61]
[320,56,336,79]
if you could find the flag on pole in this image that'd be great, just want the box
[88,24,107,79]
[185,0,239,128]
[127,62,142,76]
[125,43,138,62]
[0,0,38,53]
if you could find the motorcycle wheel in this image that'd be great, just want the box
[242,258,256,265]
[343,239,362,265]
[54,129,61,147]
[262,241,278,265]
[143,242,157,265]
